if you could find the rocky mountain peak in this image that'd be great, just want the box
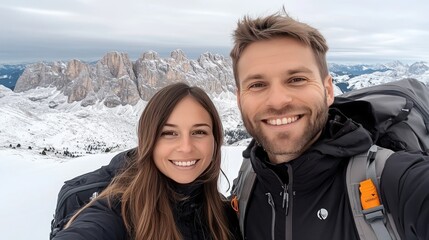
[170,49,188,62]
[141,51,160,61]
[14,50,235,107]
[66,59,89,79]
[98,52,135,80]
[14,62,66,92]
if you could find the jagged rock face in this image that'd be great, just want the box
[14,62,66,92]
[196,53,234,93]
[94,52,140,106]
[97,52,136,80]
[68,76,93,103]
[64,59,94,103]
[14,49,236,105]
[134,50,190,100]
[102,77,141,107]
[66,59,89,79]
[134,50,234,100]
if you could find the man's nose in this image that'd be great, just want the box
[266,84,293,109]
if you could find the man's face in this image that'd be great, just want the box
[236,37,334,164]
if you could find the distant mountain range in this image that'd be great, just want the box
[9,50,234,108]
[329,61,429,92]
[2,52,428,96]
[1,50,428,150]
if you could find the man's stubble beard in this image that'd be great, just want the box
[241,100,329,157]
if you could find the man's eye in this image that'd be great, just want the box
[248,82,265,89]
[290,77,307,84]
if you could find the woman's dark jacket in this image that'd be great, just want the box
[52,180,242,240]
[241,109,429,240]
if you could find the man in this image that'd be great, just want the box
[230,10,429,239]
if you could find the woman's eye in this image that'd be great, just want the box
[192,130,208,136]
[160,131,177,137]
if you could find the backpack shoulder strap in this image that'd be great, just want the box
[230,157,256,235]
[346,145,401,240]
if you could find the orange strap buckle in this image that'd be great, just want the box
[231,195,239,214]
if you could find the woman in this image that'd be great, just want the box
[53,83,242,240]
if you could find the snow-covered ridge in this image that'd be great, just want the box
[2,53,429,156]
[0,83,241,156]
[330,61,429,91]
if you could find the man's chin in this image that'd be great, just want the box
[258,138,299,154]
[266,147,300,156]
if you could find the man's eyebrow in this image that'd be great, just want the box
[286,67,314,75]
[241,74,264,85]
[242,67,315,83]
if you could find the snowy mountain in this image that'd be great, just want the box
[2,50,429,158]
[13,50,234,107]
[0,82,242,157]
[330,61,429,91]
[4,56,429,95]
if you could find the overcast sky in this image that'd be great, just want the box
[1,0,428,64]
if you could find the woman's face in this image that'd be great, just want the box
[153,96,215,184]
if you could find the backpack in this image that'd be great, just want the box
[334,77,429,152]
[230,78,429,239]
[49,148,135,239]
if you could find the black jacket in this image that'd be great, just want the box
[53,181,242,240]
[242,109,429,240]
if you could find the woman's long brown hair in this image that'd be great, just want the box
[68,82,232,239]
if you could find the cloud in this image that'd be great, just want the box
[0,0,428,64]
[11,6,74,17]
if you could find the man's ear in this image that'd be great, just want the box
[324,75,335,106]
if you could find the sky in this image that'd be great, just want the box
[0,146,245,240]
[1,0,429,64]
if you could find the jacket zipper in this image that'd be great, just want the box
[282,184,289,215]
[285,165,293,240]
[266,164,293,240]
[266,192,276,240]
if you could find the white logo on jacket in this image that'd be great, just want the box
[317,208,328,220]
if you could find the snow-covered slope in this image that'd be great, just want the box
[0,84,241,155]
[0,146,245,240]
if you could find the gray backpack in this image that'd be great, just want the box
[231,78,429,239]
[334,78,429,152]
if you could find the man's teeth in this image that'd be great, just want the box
[267,116,299,126]
[172,160,197,167]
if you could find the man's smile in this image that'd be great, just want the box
[265,115,300,126]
